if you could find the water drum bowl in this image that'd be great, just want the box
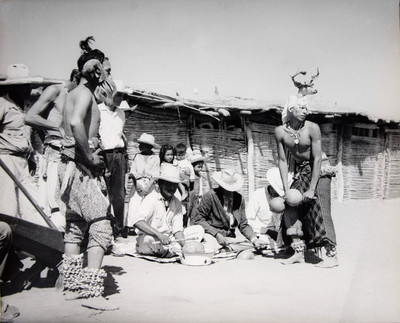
[179,251,214,266]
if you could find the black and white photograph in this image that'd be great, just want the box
[0,1,399,322]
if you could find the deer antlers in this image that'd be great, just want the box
[290,68,319,97]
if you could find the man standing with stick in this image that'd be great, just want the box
[274,95,338,268]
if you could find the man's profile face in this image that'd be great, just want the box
[139,143,153,153]
[82,59,106,85]
[291,104,309,122]
[158,180,179,200]
[9,84,32,105]
[103,59,112,79]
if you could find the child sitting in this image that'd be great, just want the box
[159,144,175,166]
[187,150,207,226]
[174,143,195,227]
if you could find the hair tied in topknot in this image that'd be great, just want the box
[79,36,95,53]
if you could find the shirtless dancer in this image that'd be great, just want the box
[275,95,338,268]
[25,69,80,231]
[58,37,118,309]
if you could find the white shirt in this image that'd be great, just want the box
[98,103,125,150]
[132,190,184,236]
[246,187,282,233]
[176,159,195,181]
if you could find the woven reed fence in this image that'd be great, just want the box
[383,131,400,199]
[342,135,385,199]
[124,110,188,160]
[248,123,278,192]
[190,127,249,200]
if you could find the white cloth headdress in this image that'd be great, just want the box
[281,95,308,124]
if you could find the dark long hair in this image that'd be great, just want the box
[159,144,175,165]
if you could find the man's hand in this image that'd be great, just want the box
[157,233,170,245]
[216,233,230,248]
[303,189,316,203]
[28,158,37,176]
[251,238,263,250]
[87,148,105,169]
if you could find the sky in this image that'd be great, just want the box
[1,0,399,120]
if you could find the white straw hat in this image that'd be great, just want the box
[190,150,206,164]
[0,64,62,86]
[212,169,244,192]
[157,163,182,184]
[137,133,160,148]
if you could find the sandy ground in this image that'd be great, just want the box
[1,198,400,323]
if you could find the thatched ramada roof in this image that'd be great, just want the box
[120,87,281,121]
[120,86,400,126]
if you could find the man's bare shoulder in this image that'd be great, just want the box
[69,85,93,101]
[304,120,318,128]
[274,124,285,137]
[304,120,321,133]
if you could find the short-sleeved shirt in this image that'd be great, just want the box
[246,187,281,232]
[0,95,33,155]
[130,153,160,180]
[176,159,195,183]
[132,190,184,236]
[98,103,126,150]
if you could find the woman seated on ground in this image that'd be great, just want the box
[191,168,262,252]
[126,133,160,227]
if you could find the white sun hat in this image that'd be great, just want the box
[190,150,207,164]
[0,64,62,86]
[157,163,182,184]
[212,168,244,192]
[137,133,160,149]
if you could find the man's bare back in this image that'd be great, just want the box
[63,84,100,141]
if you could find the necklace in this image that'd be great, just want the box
[285,122,304,145]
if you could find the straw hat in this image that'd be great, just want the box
[266,167,293,197]
[212,169,244,192]
[157,163,182,184]
[0,64,62,86]
[190,150,206,164]
[137,133,160,148]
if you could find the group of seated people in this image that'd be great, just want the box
[124,132,286,258]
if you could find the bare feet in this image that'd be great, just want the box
[281,252,305,265]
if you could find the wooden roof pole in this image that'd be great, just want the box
[244,119,255,196]
[336,124,344,202]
